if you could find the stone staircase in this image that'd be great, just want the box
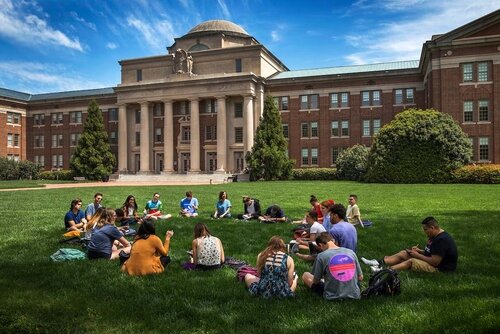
[114,172,233,184]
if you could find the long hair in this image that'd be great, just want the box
[218,191,227,201]
[310,195,319,205]
[123,195,138,211]
[137,220,156,240]
[86,207,105,230]
[194,223,210,239]
[256,236,286,272]
[96,208,116,228]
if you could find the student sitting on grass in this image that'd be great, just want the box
[237,196,261,220]
[244,236,298,298]
[310,195,324,223]
[329,203,357,252]
[346,194,364,228]
[85,192,103,221]
[64,198,87,231]
[213,191,232,218]
[144,192,171,220]
[84,207,105,241]
[295,209,326,261]
[122,220,173,276]
[122,195,141,225]
[258,204,287,223]
[320,199,335,230]
[180,191,199,217]
[361,216,458,273]
[87,208,131,260]
[190,223,224,270]
[302,232,363,300]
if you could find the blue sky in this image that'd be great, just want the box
[0,0,498,94]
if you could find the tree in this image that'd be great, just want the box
[70,100,116,180]
[336,145,370,181]
[365,108,472,183]
[246,95,294,180]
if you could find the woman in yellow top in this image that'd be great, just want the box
[122,220,174,276]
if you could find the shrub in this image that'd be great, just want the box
[291,168,337,180]
[335,145,370,181]
[365,109,472,183]
[0,158,42,180]
[40,170,74,181]
[452,164,500,184]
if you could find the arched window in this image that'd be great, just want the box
[189,43,209,51]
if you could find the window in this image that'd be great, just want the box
[373,119,381,135]
[204,99,216,113]
[463,101,473,122]
[153,103,164,117]
[235,58,242,72]
[274,97,289,111]
[361,90,382,106]
[108,108,118,121]
[137,69,142,82]
[205,125,217,141]
[301,148,309,166]
[478,62,488,82]
[34,135,44,148]
[174,101,191,115]
[234,102,243,118]
[7,112,20,124]
[155,128,163,142]
[301,123,309,138]
[394,88,415,104]
[395,89,403,104]
[34,155,45,166]
[7,134,13,147]
[52,155,63,168]
[52,134,63,147]
[70,111,82,124]
[34,114,45,125]
[109,131,117,144]
[70,133,81,146]
[331,147,346,165]
[235,127,243,143]
[207,152,217,172]
[463,63,473,82]
[282,124,289,138]
[8,154,20,161]
[51,113,63,124]
[479,137,489,160]
[135,110,141,124]
[330,92,349,108]
[331,121,339,137]
[311,122,318,137]
[135,132,140,146]
[181,127,190,143]
[479,100,489,122]
[363,119,381,136]
[311,148,318,165]
[300,94,319,110]
[363,120,371,136]
[12,134,19,147]
[406,89,414,104]
[341,121,349,137]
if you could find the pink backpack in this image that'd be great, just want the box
[236,265,259,281]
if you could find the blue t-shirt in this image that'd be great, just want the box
[64,209,85,229]
[87,224,123,256]
[180,197,199,214]
[216,199,231,215]
[145,199,163,213]
[329,221,358,252]
[323,215,332,231]
[85,203,102,218]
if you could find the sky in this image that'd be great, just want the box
[0,0,498,94]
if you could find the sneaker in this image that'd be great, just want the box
[361,257,379,267]
[370,265,382,273]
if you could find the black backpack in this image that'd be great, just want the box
[361,268,401,298]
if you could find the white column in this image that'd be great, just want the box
[190,98,201,172]
[243,95,254,155]
[163,100,174,173]
[216,96,227,172]
[118,104,128,172]
[255,83,264,128]
[139,101,151,173]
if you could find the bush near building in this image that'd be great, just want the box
[0,157,42,180]
[335,145,370,181]
[365,109,472,183]
[291,168,337,180]
[452,164,500,184]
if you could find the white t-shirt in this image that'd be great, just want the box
[310,221,326,235]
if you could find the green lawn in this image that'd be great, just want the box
[0,181,499,333]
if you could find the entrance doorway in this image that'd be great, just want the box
[180,152,190,173]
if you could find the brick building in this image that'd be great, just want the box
[1,10,499,173]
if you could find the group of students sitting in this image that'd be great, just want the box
[62,191,458,301]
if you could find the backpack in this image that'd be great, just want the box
[236,265,259,282]
[361,269,401,298]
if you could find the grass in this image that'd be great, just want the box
[0,181,499,333]
[0,180,78,189]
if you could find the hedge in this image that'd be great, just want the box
[291,168,337,180]
[452,164,500,184]
[40,170,74,181]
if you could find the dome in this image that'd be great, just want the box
[187,20,249,36]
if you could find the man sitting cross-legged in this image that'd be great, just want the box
[361,216,458,273]
[144,192,171,220]
[302,232,363,300]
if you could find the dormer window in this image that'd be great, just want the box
[189,43,209,52]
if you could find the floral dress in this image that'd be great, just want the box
[249,252,294,299]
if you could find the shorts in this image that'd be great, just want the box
[87,249,111,260]
[410,258,438,272]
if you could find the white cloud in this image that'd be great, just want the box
[70,11,97,31]
[344,0,499,64]
[271,30,280,42]
[0,0,84,51]
[0,61,110,93]
[106,42,118,50]
[217,0,231,19]
[127,15,175,52]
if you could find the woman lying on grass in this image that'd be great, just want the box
[87,208,131,260]
[122,220,173,276]
[191,223,225,270]
[244,236,298,298]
